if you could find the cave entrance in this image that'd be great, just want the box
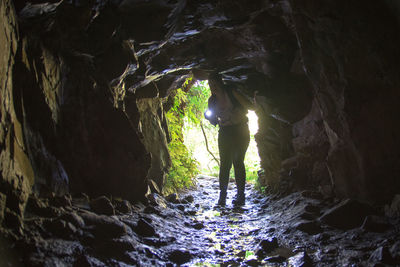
[165,79,261,192]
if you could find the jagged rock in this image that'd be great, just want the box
[255,237,279,258]
[79,211,128,239]
[60,212,85,228]
[72,193,90,210]
[43,219,77,238]
[192,222,205,230]
[89,196,115,215]
[133,218,156,237]
[390,241,400,261]
[165,193,180,203]
[3,209,23,232]
[301,191,324,200]
[368,246,396,265]
[294,220,322,235]
[0,193,6,224]
[264,255,286,263]
[385,194,400,217]
[304,204,321,214]
[288,251,313,267]
[73,255,105,267]
[361,215,391,233]
[319,199,375,230]
[146,193,167,208]
[245,258,261,266]
[183,195,194,203]
[114,199,132,214]
[49,195,72,208]
[168,249,192,265]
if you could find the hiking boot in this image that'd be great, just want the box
[217,190,227,206]
[232,191,245,207]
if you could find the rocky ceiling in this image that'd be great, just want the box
[1,0,400,224]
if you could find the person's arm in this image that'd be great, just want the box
[232,89,256,110]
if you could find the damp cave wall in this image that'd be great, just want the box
[1,0,400,226]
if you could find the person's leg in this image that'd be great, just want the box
[217,128,233,206]
[232,125,250,206]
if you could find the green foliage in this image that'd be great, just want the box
[164,79,204,193]
[165,79,262,193]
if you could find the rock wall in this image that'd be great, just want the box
[0,0,153,228]
[288,0,400,202]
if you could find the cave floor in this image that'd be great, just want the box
[7,175,400,266]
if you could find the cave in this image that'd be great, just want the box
[1,0,400,266]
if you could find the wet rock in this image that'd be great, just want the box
[294,220,322,235]
[192,222,205,230]
[245,258,262,266]
[176,204,185,212]
[80,212,128,239]
[133,218,156,237]
[165,193,180,203]
[168,249,192,265]
[264,255,286,263]
[255,237,279,257]
[288,251,313,267]
[319,199,375,229]
[147,193,167,208]
[114,199,132,214]
[60,212,85,228]
[183,195,194,203]
[361,215,391,233]
[89,196,115,215]
[368,246,396,265]
[74,254,105,267]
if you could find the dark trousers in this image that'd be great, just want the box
[218,123,250,192]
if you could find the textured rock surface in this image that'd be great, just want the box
[1,0,400,240]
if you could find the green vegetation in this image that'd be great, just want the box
[164,80,261,193]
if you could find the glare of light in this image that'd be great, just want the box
[205,110,212,117]
[247,110,258,135]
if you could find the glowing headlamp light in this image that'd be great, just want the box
[205,109,213,118]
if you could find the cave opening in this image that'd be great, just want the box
[164,79,261,193]
[182,80,261,181]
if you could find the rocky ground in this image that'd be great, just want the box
[1,175,400,266]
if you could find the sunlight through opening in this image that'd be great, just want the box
[184,81,261,182]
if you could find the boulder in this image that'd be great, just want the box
[361,215,391,233]
[89,196,115,215]
[168,249,192,265]
[288,251,313,267]
[294,220,322,235]
[368,246,396,265]
[133,218,156,237]
[255,237,279,258]
[319,199,375,229]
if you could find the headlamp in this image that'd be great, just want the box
[205,109,213,118]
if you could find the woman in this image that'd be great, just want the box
[205,73,253,206]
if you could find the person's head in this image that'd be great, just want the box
[208,72,224,94]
